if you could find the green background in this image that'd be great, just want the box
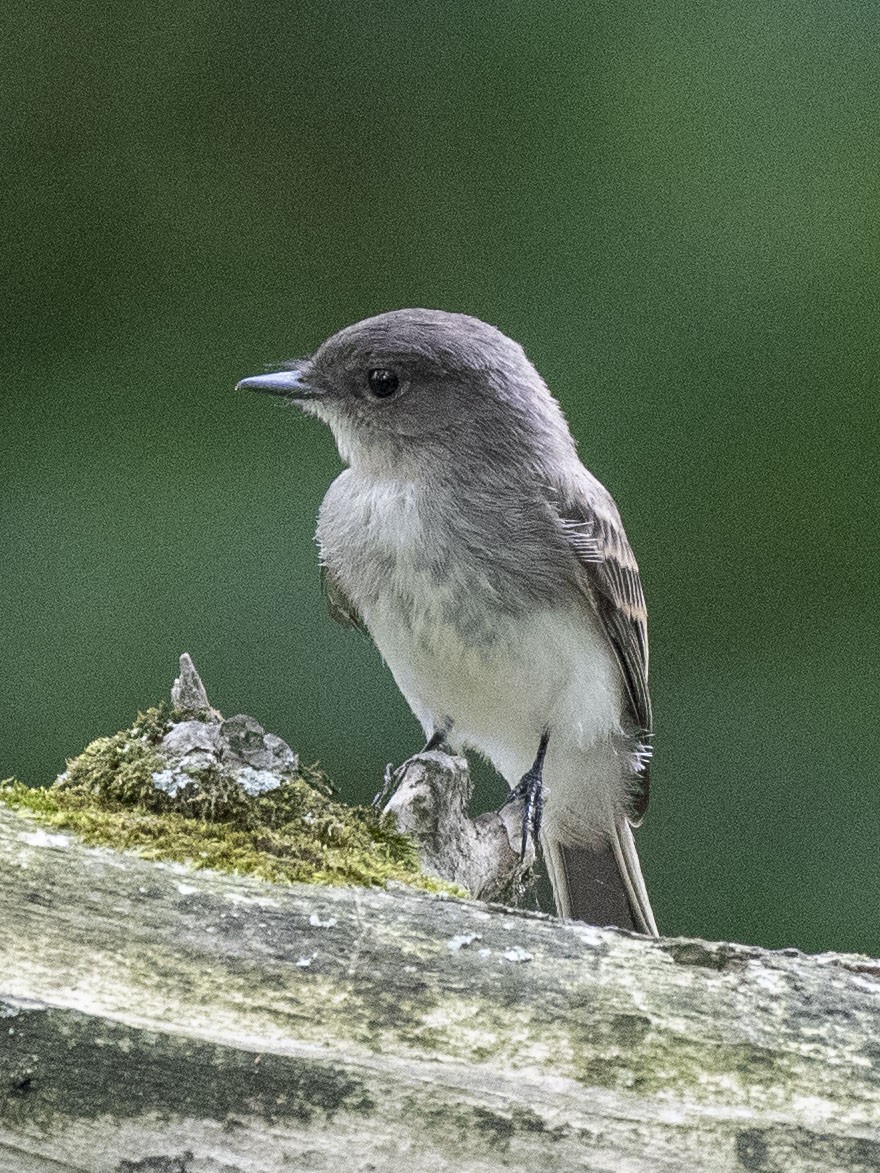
[3,1,878,955]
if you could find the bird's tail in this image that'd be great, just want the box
[544,820,658,936]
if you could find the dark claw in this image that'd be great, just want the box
[420,729,448,754]
[374,719,454,808]
[372,762,399,809]
[509,769,544,859]
[505,729,550,861]
[421,717,453,755]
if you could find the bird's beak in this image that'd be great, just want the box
[235,368,322,401]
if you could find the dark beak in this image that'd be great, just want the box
[235,368,321,400]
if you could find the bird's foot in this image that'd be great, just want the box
[373,721,454,808]
[373,761,402,810]
[505,729,550,861]
[506,768,544,861]
[420,729,449,754]
[420,717,453,755]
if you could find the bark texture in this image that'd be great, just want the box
[382,750,534,901]
[1,803,879,1173]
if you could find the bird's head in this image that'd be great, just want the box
[236,308,574,476]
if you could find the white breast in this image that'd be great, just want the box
[318,470,630,842]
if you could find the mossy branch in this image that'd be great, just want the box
[1,656,878,1170]
[0,655,460,896]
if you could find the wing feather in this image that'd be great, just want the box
[559,482,652,821]
[320,563,366,632]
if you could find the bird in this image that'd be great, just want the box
[237,308,658,935]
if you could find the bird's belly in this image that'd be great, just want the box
[363,590,625,787]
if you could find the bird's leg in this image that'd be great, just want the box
[420,717,453,755]
[373,718,453,808]
[506,729,550,861]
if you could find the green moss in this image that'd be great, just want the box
[57,704,175,808]
[0,706,462,895]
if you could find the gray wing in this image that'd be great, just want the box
[320,563,366,632]
[559,478,652,821]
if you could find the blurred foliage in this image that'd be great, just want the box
[2,0,878,953]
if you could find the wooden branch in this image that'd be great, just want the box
[382,750,534,901]
[1,803,879,1172]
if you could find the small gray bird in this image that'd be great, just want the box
[237,309,658,935]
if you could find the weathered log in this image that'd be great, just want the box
[1,803,879,1172]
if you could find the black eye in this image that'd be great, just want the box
[367,368,400,398]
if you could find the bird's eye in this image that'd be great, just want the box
[366,368,400,398]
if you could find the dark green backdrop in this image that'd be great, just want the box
[3,1,878,954]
